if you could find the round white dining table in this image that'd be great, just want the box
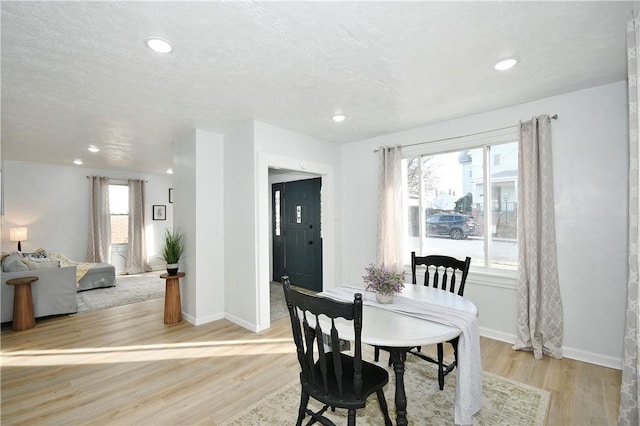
[319,284,478,426]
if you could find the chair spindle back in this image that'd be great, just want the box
[411,252,471,296]
[282,276,363,399]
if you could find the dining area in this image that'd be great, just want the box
[279,253,482,426]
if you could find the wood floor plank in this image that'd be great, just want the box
[1,298,621,425]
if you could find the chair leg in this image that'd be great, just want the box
[376,389,393,426]
[296,391,309,426]
[347,409,356,426]
[437,343,445,390]
[374,346,380,362]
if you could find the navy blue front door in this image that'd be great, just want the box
[272,178,322,291]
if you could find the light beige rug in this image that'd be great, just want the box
[222,350,550,425]
[76,272,164,313]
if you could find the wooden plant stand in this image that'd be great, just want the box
[160,272,185,324]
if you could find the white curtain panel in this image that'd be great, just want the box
[376,146,403,271]
[619,11,640,426]
[513,115,564,360]
[125,179,151,274]
[87,176,111,263]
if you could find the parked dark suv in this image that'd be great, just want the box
[426,213,477,240]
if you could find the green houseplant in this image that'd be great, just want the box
[161,229,184,275]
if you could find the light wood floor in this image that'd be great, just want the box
[1,298,621,425]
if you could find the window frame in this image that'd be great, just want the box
[109,182,129,246]
[400,127,519,282]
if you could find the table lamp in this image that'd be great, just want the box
[10,227,28,252]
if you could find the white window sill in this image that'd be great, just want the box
[403,264,517,289]
[467,267,517,289]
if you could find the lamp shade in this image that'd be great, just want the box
[10,227,28,242]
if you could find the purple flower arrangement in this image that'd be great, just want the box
[362,264,405,296]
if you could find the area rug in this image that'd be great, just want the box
[76,273,165,313]
[270,281,288,322]
[221,349,550,426]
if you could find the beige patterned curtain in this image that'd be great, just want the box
[376,146,403,271]
[619,11,640,426]
[87,176,111,263]
[512,115,563,359]
[124,179,151,274]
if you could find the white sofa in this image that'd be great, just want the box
[1,266,78,323]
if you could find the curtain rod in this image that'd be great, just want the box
[373,114,558,153]
[86,176,148,182]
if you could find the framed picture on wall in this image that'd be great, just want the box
[169,188,173,203]
[153,205,166,221]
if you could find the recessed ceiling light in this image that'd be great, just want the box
[88,145,100,153]
[73,159,83,165]
[332,114,346,122]
[146,37,173,54]
[166,168,174,175]
[493,57,518,71]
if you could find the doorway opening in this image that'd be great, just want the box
[259,153,335,332]
[269,172,323,324]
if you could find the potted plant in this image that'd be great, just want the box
[362,263,405,304]
[161,229,184,275]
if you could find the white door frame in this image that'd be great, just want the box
[256,153,335,331]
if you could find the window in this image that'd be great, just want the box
[109,184,129,244]
[274,190,281,236]
[402,140,518,272]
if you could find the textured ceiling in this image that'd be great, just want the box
[1,1,635,175]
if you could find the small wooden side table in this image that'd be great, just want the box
[6,276,39,331]
[160,272,185,324]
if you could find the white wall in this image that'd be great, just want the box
[269,171,320,184]
[340,81,628,368]
[1,160,173,269]
[173,129,196,319]
[223,122,258,330]
[194,130,225,323]
[174,129,225,325]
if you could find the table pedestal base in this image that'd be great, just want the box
[385,347,410,426]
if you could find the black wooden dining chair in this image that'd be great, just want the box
[282,276,392,426]
[409,252,471,390]
[373,252,471,390]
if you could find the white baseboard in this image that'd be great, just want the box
[479,327,517,344]
[181,312,195,325]
[182,311,225,326]
[479,326,622,370]
[224,312,259,332]
[562,346,622,370]
[182,311,259,330]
